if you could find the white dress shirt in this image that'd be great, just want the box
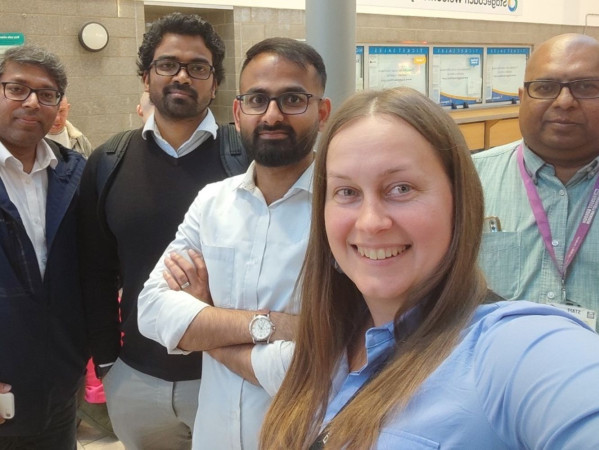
[138,161,313,450]
[0,140,57,276]
[141,109,218,158]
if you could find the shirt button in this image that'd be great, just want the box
[551,239,559,247]
[547,291,556,299]
[558,189,565,196]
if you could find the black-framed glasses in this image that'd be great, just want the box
[236,92,319,115]
[1,82,63,106]
[524,79,599,100]
[150,59,214,80]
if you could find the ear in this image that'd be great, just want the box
[518,86,524,102]
[233,98,242,132]
[143,72,150,91]
[317,97,332,132]
[211,79,218,100]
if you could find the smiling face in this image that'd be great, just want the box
[144,33,216,123]
[519,34,599,171]
[0,62,60,158]
[324,114,454,325]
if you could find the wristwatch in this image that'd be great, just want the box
[249,311,275,344]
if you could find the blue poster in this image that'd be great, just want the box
[432,47,483,107]
[486,47,530,102]
[368,46,428,94]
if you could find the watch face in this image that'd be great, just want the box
[251,316,272,340]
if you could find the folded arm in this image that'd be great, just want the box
[160,249,297,391]
[138,202,298,355]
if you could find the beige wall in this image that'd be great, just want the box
[0,0,145,148]
[1,2,598,147]
[222,7,599,123]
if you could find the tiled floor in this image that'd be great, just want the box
[77,421,124,449]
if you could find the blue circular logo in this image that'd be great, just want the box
[508,0,518,12]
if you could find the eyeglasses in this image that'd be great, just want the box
[150,60,214,80]
[1,82,63,106]
[236,92,318,115]
[524,79,599,100]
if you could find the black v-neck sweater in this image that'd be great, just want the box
[82,131,229,380]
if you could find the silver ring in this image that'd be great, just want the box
[180,281,191,290]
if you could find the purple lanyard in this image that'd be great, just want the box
[517,144,599,292]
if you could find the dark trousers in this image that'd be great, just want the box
[0,395,77,450]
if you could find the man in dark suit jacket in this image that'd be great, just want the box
[0,45,87,449]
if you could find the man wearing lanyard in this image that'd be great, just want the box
[474,33,599,331]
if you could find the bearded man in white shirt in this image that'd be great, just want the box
[138,37,331,450]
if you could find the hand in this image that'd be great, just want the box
[163,249,212,305]
[0,383,12,424]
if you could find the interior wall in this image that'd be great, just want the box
[0,0,145,148]
[1,1,598,147]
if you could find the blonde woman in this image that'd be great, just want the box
[260,88,599,449]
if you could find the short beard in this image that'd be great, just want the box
[241,121,319,167]
[151,83,210,120]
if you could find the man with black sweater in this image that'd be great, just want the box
[78,13,249,449]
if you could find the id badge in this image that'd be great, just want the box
[549,303,597,330]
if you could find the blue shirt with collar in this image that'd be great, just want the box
[323,301,599,449]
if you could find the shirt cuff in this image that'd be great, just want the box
[155,291,210,354]
[251,340,295,396]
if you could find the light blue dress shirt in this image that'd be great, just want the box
[138,162,313,450]
[323,301,599,449]
[141,109,218,157]
[473,141,599,329]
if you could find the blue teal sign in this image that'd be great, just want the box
[0,33,24,47]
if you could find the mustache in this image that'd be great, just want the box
[163,83,198,99]
[254,123,294,135]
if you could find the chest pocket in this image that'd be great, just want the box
[377,430,440,449]
[478,231,521,298]
[201,245,235,308]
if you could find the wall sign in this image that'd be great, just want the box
[368,46,428,95]
[485,47,529,102]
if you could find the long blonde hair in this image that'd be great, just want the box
[260,87,487,449]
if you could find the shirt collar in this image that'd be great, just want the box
[0,139,58,172]
[238,159,315,197]
[521,142,546,183]
[522,141,599,184]
[141,109,218,153]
